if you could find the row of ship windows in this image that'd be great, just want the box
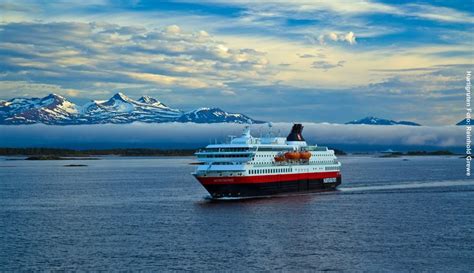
[203,148,251,152]
[309,161,336,164]
[326,166,339,171]
[249,168,292,174]
[253,162,271,165]
[212,162,235,165]
[198,154,249,158]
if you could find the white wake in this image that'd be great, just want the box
[339,180,474,192]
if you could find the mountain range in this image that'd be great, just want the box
[345,116,421,126]
[0,93,264,125]
[0,93,441,126]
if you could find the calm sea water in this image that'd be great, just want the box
[0,155,473,271]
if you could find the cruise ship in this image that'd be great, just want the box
[192,124,342,198]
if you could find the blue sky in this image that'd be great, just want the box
[0,0,472,125]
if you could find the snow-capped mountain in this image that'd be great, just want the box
[177,107,263,124]
[0,93,264,125]
[80,92,182,124]
[456,119,469,125]
[0,94,79,125]
[345,116,421,126]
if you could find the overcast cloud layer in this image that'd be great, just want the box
[0,123,463,151]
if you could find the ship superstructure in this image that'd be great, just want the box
[193,124,341,198]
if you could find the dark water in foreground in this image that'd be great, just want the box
[0,156,473,271]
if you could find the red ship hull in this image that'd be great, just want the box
[195,171,341,198]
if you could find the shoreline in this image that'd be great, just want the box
[0,147,462,160]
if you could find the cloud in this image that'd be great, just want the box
[298,54,315,58]
[125,71,210,89]
[0,123,463,149]
[297,53,327,59]
[403,4,474,23]
[6,0,472,25]
[192,1,474,24]
[165,24,181,34]
[0,21,270,99]
[0,81,87,99]
[312,60,345,71]
[318,31,357,45]
[368,64,470,95]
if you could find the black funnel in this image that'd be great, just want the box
[286,124,305,141]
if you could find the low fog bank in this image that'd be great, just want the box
[0,123,464,151]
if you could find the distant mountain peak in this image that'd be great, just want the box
[0,93,79,125]
[43,93,66,100]
[178,107,263,124]
[138,95,165,106]
[40,93,68,104]
[110,92,132,102]
[456,118,468,125]
[346,116,421,126]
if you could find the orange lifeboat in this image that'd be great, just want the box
[284,151,300,160]
[274,154,286,162]
[299,151,311,160]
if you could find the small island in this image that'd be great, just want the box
[380,150,455,157]
[25,155,100,160]
[331,148,347,156]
